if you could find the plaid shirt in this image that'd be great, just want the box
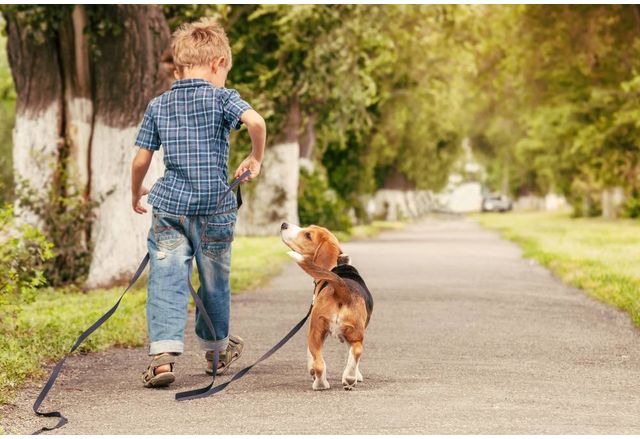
[135,78,251,215]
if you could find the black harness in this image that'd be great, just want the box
[315,264,374,325]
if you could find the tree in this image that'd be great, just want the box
[466,6,640,217]
[3,5,172,286]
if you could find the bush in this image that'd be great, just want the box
[16,179,98,286]
[0,204,53,309]
[298,167,352,232]
[622,190,640,219]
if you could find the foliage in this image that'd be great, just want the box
[163,5,466,214]
[467,6,640,217]
[476,211,640,327]
[298,167,352,232]
[16,180,98,287]
[0,235,291,406]
[0,204,53,310]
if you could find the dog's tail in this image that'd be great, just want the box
[288,252,352,304]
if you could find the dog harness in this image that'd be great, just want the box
[317,264,374,325]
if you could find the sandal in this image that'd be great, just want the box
[206,334,245,376]
[142,353,177,388]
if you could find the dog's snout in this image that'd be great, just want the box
[281,222,289,230]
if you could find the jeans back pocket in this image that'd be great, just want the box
[201,211,236,259]
[153,210,185,251]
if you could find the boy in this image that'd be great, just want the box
[131,18,266,388]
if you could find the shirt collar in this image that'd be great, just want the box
[171,78,213,90]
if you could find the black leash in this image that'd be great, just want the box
[31,253,150,434]
[175,302,313,400]
[33,170,261,433]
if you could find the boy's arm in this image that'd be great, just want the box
[234,109,266,182]
[131,148,154,214]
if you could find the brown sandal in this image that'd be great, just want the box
[142,353,177,388]
[205,335,245,376]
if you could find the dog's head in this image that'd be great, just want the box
[280,222,350,270]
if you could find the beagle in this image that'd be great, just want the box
[280,222,373,391]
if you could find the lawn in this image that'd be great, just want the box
[0,221,403,405]
[475,211,640,326]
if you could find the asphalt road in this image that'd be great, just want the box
[3,216,640,434]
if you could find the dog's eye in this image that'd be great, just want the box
[304,232,312,241]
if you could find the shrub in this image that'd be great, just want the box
[16,179,98,286]
[0,204,53,309]
[622,190,640,219]
[298,167,352,232]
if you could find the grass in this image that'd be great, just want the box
[474,211,640,326]
[0,221,404,406]
[335,220,405,242]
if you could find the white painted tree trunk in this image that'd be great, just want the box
[235,141,300,236]
[85,124,165,288]
[12,106,62,224]
[65,98,93,190]
[601,186,625,219]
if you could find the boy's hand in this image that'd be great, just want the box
[132,187,150,214]
[234,155,261,182]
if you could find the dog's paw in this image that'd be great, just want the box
[356,369,363,382]
[287,251,304,262]
[312,377,330,391]
[342,376,357,391]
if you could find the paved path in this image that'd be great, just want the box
[3,217,640,434]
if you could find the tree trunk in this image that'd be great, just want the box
[6,10,63,224]
[6,5,172,287]
[86,5,172,287]
[235,97,300,235]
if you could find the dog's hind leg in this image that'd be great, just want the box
[342,340,363,390]
[308,323,330,390]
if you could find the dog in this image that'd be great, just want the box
[280,222,373,390]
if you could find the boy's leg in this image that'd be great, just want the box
[192,211,237,353]
[147,209,193,357]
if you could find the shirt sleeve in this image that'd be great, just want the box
[222,88,252,130]
[134,101,161,151]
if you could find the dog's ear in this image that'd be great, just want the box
[337,253,351,265]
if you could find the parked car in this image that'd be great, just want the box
[482,194,512,212]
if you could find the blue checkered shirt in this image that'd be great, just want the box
[134,78,251,215]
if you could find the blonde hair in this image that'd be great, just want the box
[171,18,232,74]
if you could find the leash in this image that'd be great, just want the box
[32,170,247,433]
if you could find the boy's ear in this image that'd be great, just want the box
[211,57,226,73]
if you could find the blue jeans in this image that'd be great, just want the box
[146,207,237,356]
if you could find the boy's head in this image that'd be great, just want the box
[171,18,232,83]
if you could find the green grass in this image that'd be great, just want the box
[0,236,289,405]
[474,211,640,326]
[335,220,405,242]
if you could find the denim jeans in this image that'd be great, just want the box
[146,207,236,356]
